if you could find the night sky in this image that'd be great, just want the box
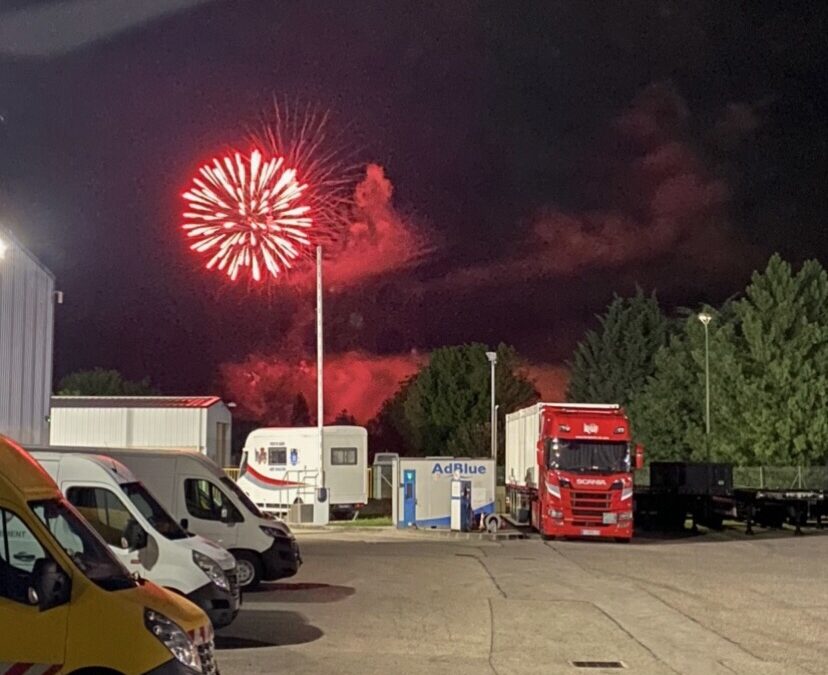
[1,1,826,422]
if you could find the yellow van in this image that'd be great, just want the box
[0,435,218,674]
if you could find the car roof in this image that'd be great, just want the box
[0,435,62,502]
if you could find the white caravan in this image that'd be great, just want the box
[29,445,302,588]
[238,426,368,519]
[31,450,241,628]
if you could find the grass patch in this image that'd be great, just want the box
[330,516,393,527]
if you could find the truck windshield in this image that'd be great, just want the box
[30,498,136,592]
[123,482,190,541]
[221,476,265,518]
[548,440,629,473]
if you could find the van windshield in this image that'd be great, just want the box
[221,477,265,518]
[30,498,135,591]
[122,482,190,541]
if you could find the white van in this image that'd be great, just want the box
[238,426,368,519]
[31,450,241,628]
[33,445,302,588]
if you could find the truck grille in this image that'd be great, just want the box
[199,640,218,675]
[570,491,612,524]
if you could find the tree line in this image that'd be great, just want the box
[568,255,828,466]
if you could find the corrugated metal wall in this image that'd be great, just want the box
[0,229,55,445]
[50,406,228,459]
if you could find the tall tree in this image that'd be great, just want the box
[567,289,669,406]
[58,368,159,396]
[290,393,311,426]
[402,343,538,459]
[632,255,828,466]
[367,377,415,458]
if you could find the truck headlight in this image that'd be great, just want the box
[260,524,294,540]
[619,511,633,521]
[192,550,229,591]
[144,609,201,672]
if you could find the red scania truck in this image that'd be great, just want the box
[505,403,643,541]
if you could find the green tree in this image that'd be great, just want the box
[402,343,538,459]
[290,393,311,426]
[632,255,828,466]
[567,289,669,406]
[367,377,415,457]
[58,368,159,396]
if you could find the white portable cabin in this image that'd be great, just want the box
[0,227,56,445]
[49,396,233,466]
[391,457,496,528]
[238,426,368,518]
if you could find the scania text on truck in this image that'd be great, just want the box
[0,435,218,674]
[31,450,241,628]
[505,403,643,541]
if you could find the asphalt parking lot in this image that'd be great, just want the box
[215,527,828,674]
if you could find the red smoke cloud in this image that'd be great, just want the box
[524,363,570,401]
[289,164,431,290]
[438,83,744,289]
[220,350,424,425]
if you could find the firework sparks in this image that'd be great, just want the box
[182,149,314,282]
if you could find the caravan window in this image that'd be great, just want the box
[268,448,287,465]
[331,447,357,466]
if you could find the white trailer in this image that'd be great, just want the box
[49,395,233,466]
[238,426,368,519]
[391,457,496,528]
[0,227,56,445]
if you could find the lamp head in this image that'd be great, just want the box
[485,351,498,364]
[697,312,712,326]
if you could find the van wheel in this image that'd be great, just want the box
[233,551,263,589]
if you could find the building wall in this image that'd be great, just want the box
[0,230,55,445]
[204,403,232,465]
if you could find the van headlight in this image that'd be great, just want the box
[260,524,294,540]
[144,609,201,672]
[192,550,229,591]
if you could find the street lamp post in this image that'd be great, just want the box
[698,312,712,461]
[486,351,498,462]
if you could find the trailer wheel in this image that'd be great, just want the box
[233,550,263,589]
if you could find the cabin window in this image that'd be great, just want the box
[331,447,357,466]
[66,487,132,548]
[268,448,287,465]
[0,509,52,604]
[184,479,243,523]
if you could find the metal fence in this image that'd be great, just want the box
[634,466,828,490]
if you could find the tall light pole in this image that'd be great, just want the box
[698,312,712,461]
[316,246,325,470]
[486,351,497,462]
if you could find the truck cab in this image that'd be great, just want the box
[31,451,241,628]
[0,434,218,674]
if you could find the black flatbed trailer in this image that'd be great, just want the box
[634,462,828,536]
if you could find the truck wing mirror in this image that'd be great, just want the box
[180,518,189,531]
[634,444,645,470]
[122,520,148,551]
[32,558,72,611]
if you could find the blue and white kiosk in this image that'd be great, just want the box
[392,457,496,529]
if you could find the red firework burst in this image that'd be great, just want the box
[182,149,314,282]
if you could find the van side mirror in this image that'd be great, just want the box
[31,558,71,611]
[220,507,232,524]
[634,444,645,470]
[180,518,189,531]
[122,520,148,551]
